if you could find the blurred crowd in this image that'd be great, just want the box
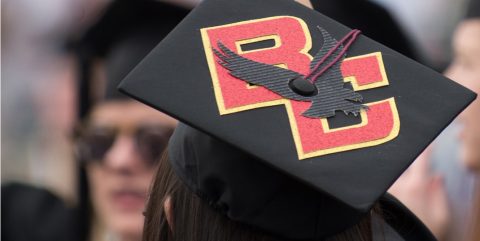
[1,0,479,241]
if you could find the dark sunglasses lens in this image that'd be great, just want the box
[135,126,174,165]
[80,127,116,162]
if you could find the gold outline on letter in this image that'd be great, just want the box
[200,16,400,160]
[235,35,282,54]
[286,98,400,160]
[200,16,312,115]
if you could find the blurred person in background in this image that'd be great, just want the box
[1,0,94,206]
[2,0,189,241]
[446,0,480,173]
[371,0,470,70]
[72,1,187,240]
[390,0,480,241]
[444,0,480,240]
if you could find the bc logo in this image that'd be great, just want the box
[201,16,400,159]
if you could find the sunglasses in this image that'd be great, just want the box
[74,123,174,166]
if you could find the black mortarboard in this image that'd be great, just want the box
[466,0,480,19]
[118,0,476,240]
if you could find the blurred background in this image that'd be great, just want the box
[3,0,110,203]
[1,0,477,240]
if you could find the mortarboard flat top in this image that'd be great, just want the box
[119,0,476,239]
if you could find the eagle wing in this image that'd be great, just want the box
[309,27,344,72]
[304,27,367,118]
[213,42,310,101]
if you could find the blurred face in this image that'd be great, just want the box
[445,19,480,171]
[83,100,177,240]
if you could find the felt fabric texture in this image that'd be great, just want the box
[212,28,367,118]
[118,0,477,239]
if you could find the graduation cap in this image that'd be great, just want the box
[119,0,477,239]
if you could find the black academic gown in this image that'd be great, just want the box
[1,183,79,241]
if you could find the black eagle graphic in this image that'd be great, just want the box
[213,27,368,119]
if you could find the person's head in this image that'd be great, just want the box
[117,0,473,240]
[444,1,480,171]
[143,151,378,241]
[138,125,437,241]
[79,100,176,239]
[73,1,189,240]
